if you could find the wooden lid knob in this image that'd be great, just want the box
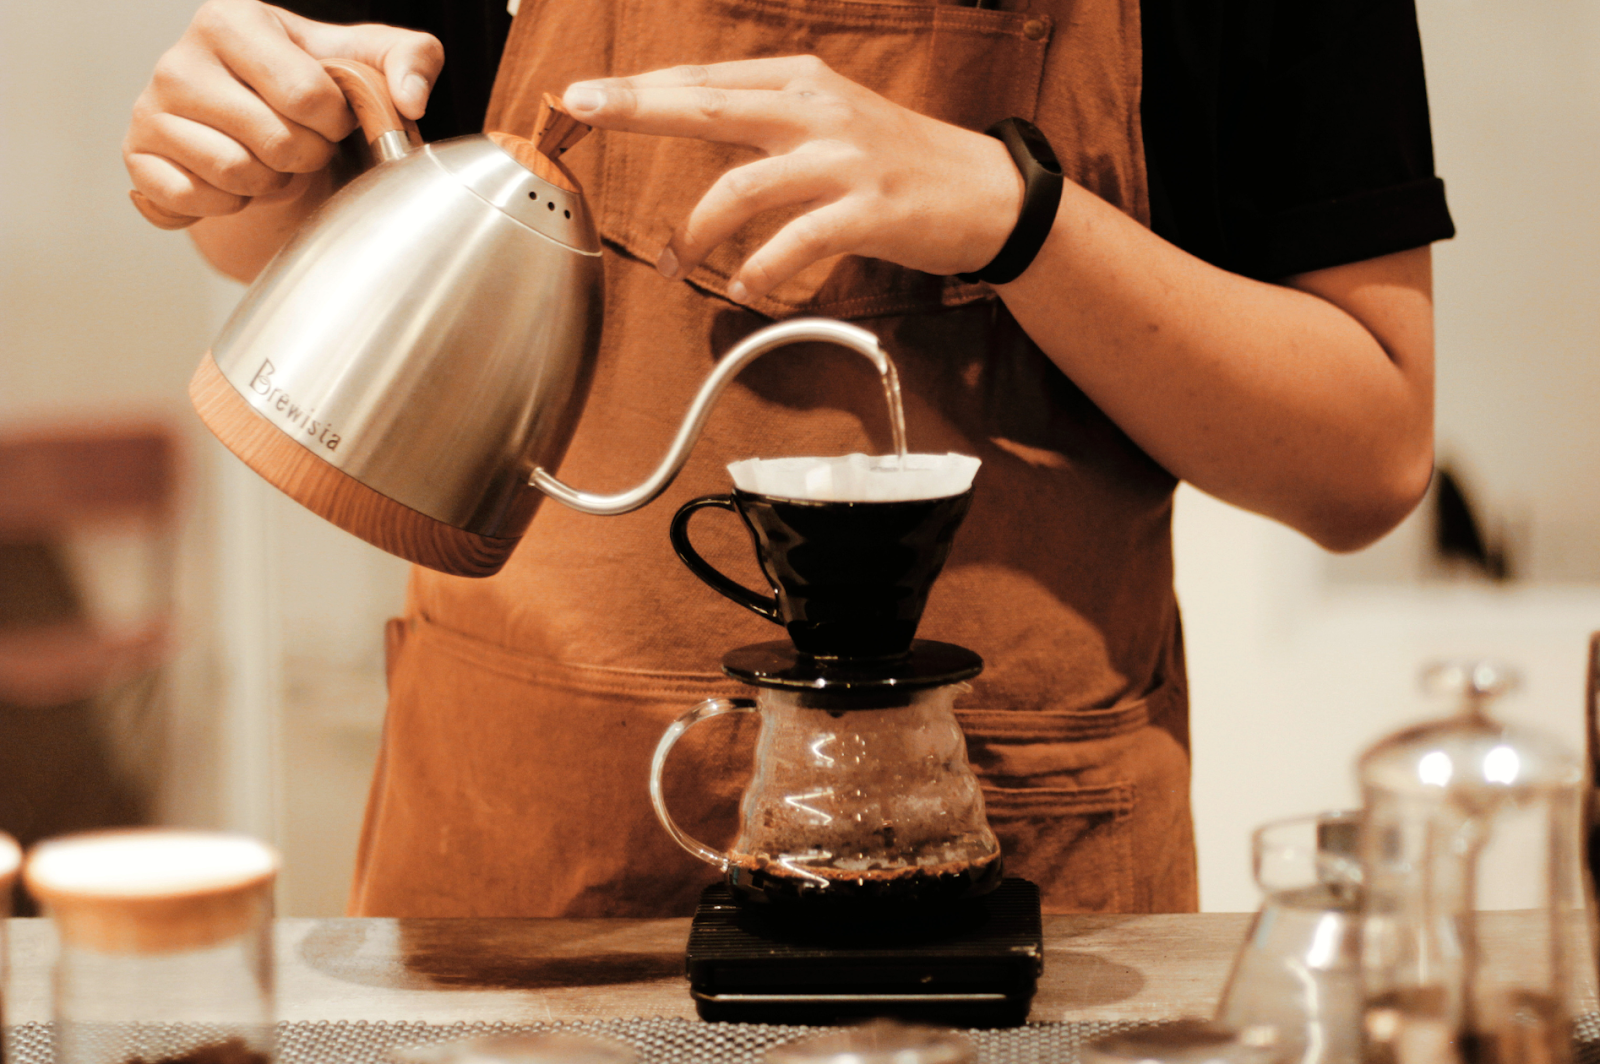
[25,829,278,954]
[487,93,591,195]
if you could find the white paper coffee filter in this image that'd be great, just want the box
[727,453,980,502]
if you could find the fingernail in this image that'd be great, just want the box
[656,245,679,280]
[403,74,429,113]
[566,85,605,114]
[727,280,749,303]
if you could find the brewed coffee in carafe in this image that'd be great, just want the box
[652,450,1002,910]
[654,677,1002,909]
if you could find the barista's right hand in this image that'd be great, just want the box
[124,0,442,223]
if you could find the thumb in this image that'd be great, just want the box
[375,29,445,120]
[273,6,445,121]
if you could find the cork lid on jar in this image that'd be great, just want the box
[25,829,278,954]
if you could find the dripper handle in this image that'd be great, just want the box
[649,697,759,871]
[530,318,891,516]
[129,58,420,231]
[669,495,782,625]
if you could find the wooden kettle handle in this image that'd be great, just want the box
[129,58,419,232]
[320,57,421,147]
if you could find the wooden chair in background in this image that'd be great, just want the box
[0,422,181,911]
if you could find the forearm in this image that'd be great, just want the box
[996,183,1435,551]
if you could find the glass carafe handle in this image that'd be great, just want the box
[648,697,759,870]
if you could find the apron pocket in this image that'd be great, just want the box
[981,781,1135,914]
[602,0,1051,319]
[351,614,757,918]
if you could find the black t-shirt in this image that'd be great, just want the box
[281,0,1455,281]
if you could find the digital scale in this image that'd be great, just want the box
[685,877,1044,1026]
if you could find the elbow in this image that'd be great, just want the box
[1302,444,1435,554]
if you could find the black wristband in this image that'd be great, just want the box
[957,117,1063,286]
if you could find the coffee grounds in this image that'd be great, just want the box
[123,1038,270,1064]
[727,850,1002,908]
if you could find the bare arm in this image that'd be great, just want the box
[563,57,1436,551]
[123,0,443,282]
[996,185,1434,551]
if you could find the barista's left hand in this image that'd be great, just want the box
[562,56,1020,302]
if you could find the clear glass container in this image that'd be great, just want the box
[24,830,279,1064]
[1358,662,1588,1064]
[1216,812,1363,1064]
[2,831,21,1064]
[651,679,1002,909]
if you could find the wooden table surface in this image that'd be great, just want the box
[5,911,1592,1027]
[5,914,1252,1026]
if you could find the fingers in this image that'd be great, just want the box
[569,53,985,300]
[657,152,866,303]
[127,34,333,218]
[729,200,866,303]
[567,83,821,150]
[130,111,293,201]
[584,55,830,93]
[563,57,838,150]
[276,5,444,121]
[124,145,250,220]
[150,42,336,174]
[191,0,356,142]
[125,0,443,226]
[659,153,843,280]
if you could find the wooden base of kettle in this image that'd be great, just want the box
[189,353,521,577]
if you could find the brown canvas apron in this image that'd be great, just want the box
[350,0,1199,918]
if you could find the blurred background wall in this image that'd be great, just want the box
[1,0,405,915]
[2,0,1596,915]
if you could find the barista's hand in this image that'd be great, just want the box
[124,0,442,222]
[562,57,1023,301]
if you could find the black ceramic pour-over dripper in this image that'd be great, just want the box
[670,487,973,661]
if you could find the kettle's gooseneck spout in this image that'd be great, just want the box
[529,318,891,516]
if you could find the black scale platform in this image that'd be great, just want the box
[685,878,1044,1026]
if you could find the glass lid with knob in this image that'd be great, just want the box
[1357,660,1589,1064]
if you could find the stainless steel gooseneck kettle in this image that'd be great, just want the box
[166,60,891,577]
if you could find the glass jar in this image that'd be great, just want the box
[2,831,20,1064]
[1216,812,1363,1064]
[24,829,279,1064]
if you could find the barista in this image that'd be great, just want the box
[124,0,1453,916]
